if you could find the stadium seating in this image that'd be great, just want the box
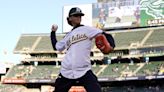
[137,61,163,76]
[14,35,38,52]
[5,65,60,79]
[144,28,164,46]
[14,26,164,53]
[0,84,26,92]
[4,60,164,81]
[113,30,148,48]
[27,65,60,79]
[34,36,54,51]
[98,63,139,77]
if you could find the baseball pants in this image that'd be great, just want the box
[53,70,102,92]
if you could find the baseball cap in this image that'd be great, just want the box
[68,7,84,17]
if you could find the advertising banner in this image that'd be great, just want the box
[3,78,26,83]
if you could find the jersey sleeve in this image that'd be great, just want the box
[86,26,103,39]
[50,31,66,51]
[50,31,57,50]
[56,40,66,51]
[55,35,68,51]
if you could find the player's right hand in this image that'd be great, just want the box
[51,24,58,32]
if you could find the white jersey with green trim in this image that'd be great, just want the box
[56,25,103,79]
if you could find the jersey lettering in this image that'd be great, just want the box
[66,33,88,49]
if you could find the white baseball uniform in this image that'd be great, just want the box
[55,25,103,79]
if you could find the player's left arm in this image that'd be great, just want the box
[50,24,58,50]
[50,24,66,51]
[95,32,115,54]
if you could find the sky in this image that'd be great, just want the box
[0,0,96,64]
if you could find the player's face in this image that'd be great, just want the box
[70,15,82,25]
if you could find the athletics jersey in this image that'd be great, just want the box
[56,26,103,79]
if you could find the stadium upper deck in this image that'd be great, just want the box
[13,26,164,60]
[14,26,164,52]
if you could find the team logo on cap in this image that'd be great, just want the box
[76,8,81,12]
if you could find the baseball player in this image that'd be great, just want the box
[50,7,115,92]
